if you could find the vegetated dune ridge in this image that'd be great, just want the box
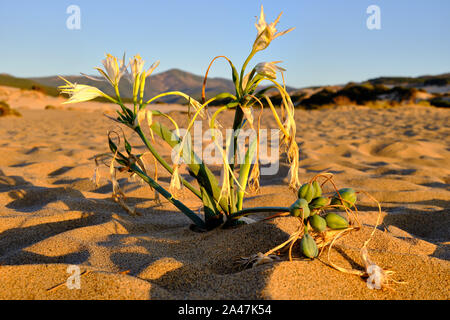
[0,86,448,300]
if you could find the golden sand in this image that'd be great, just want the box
[0,86,448,299]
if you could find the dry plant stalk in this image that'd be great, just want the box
[237,173,404,290]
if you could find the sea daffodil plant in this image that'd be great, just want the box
[58,6,399,290]
[59,5,299,231]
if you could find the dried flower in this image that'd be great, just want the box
[255,61,286,79]
[90,166,100,187]
[169,164,182,193]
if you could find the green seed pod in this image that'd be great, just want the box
[289,200,301,217]
[325,213,349,229]
[330,188,357,209]
[312,181,322,198]
[302,202,311,219]
[309,214,327,232]
[298,183,315,203]
[289,199,310,218]
[300,233,319,258]
[309,196,329,210]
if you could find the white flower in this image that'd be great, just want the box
[127,54,160,83]
[253,5,295,52]
[59,77,112,104]
[255,61,286,79]
[95,53,127,87]
[128,54,145,82]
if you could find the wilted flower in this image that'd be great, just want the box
[90,166,100,187]
[237,252,280,269]
[255,61,286,79]
[59,77,114,104]
[169,165,182,193]
[253,5,295,52]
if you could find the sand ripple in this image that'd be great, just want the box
[0,105,449,299]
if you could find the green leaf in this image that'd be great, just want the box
[225,101,239,109]
[246,74,264,95]
[150,121,228,214]
[116,159,129,167]
[134,126,202,200]
[255,85,277,97]
[226,60,241,98]
[108,135,118,154]
[212,92,237,103]
[124,136,132,155]
[116,110,126,122]
[236,136,258,210]
[130,163,206,229]
[201,187,223,230]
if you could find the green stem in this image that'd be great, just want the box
[236,137,257,211]
[228,206,290,220]
[239,50,256,94]
[149,121,229,215]
[134,126,202,199]
[114,86,123,104]
[143,91,197,109]
[130,163,206,229]
[228,51,259,213]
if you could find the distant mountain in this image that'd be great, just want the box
[30,69,236,104]
[289,72,450,109]
[0,73,59,96]
[364,73,450,96]
[366,73,450,86]
[1,70,448,106]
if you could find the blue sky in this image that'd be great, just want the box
[0,0,449,88]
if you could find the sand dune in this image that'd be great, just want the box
[0,88,449,299]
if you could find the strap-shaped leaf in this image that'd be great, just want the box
[150,121,228,215]
[124,135,132,155]
[237,136,258,210]
[108,134,118,154]
[130,163,206,229]
[200,186,224,230]
[228,60,241,97]
[107,132,128,161]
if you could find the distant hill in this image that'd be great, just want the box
[366,73,450,86]
[290,73,450,109]
[0,73,59,97]
[364,74,450,97]
[30,69,236,104]
[1,70,448,107]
